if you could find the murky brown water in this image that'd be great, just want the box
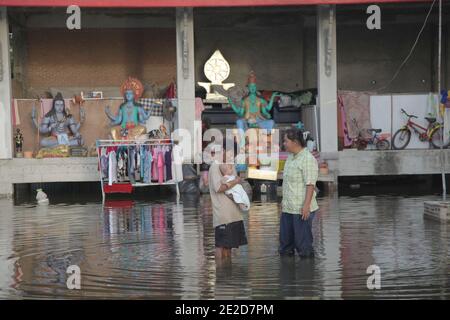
[0,192,448,299]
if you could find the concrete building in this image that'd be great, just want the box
[0,0,449,197]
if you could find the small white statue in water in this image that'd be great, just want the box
[36,188,49,204]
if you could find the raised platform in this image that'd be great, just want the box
[0,157,99,197]
[336,149,450,176]
[1,149,449,197]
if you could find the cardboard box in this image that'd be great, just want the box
[248,167,278,181]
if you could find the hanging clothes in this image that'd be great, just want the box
[142,145,153,184]
[128,147,136,181]
[100,146,118,182]
[108,150,117,186]
[164,146,173,181]
[338,90,373,140]
[147,147,153,183]
[152,146,159,182]
[338,95,353,147]
[100,147,108,179]
[140,145,146,181]
[101,142,175,189]
[117,148,128,182]
[158,146,165,184]
[172,144,183,182]
[165,82,176,99]
[136,146,141,182]
[117,152,124,182]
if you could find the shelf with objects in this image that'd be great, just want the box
[97,77,181,200]
[197,52,316,128]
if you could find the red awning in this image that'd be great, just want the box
[0,0,431,8]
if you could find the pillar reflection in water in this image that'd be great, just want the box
[0,200,15,292]
[172,194,206,299]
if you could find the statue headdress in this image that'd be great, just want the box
[120,77,144,100]
[247,71,257,85]
[46,92,68,117]
[54,92,64,102]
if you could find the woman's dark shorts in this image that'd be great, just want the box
[215,220,248,249]
[200,163,210,172]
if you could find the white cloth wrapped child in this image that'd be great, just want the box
[220,164,250,212]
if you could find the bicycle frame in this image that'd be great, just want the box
[404,118,428,133]
[366,131,378,145]
[403,116,443,140]
[393,108,448,149]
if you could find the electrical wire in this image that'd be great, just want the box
[376,0,437,92]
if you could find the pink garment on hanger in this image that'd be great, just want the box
[158,147,165,184]
[152,147,158,181]
[195,97,205,120]
[338,96,353,147]
[338,90,372,141]
[149,148,153,182]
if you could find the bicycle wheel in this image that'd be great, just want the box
[376,139,390,150]
[356,138,367,150]
[430,126,450,149]
[392,129,411,150]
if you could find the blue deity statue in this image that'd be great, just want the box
[105,77,151,140]
[32,92,84,148]
[228,71,280,132]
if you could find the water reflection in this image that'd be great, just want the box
[0,192,448,299]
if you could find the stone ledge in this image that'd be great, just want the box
[339,149,450,176]
[0,157,99,184]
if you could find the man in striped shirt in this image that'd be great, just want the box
[279,128,319,259]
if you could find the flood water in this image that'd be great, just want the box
[0,191,449,299]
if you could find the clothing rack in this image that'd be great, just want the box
[96,139,180,200]
[96,138,173,146]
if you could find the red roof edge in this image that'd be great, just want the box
[0,0,433,9]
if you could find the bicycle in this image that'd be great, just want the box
[392,108,450,150]
[366,128,391,150]
[351,119,390,150]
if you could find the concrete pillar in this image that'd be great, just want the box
[322,194,342,298]
[0,159,14,198]
[0,183,13,198]
[175,8,197,163]
[0,8,12,159]
[0,199,14,288]
[317,5,338,152]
